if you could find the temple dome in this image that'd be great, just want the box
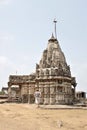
[40,34,66,66]
[36,34,71,77]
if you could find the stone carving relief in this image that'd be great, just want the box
[36,63,39,69]
[40,69,44,77]
[51,68,55,76]
[36,70,39,77]
[45,69,49,75]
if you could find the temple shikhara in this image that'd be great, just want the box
[7,21,78,104]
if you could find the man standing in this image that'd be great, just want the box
[34,89,41,107]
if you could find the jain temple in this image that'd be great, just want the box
[5,22,86,105]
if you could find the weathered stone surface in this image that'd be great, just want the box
[8,34,77,104]
[36,34,76,105]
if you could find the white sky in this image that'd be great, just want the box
[0,0,87,93]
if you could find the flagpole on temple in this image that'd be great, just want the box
[53,19,57,39]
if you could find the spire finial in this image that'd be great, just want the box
[52,33,54,38]
[53,19,57,39]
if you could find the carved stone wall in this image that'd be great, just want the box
[8,74,36,103]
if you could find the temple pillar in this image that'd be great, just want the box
[39,86,44,104]
[50,86,55,104]
[74,86,76,99]
[8,83,12,101]
[44,86,50,104]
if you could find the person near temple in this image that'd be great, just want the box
[34,89,41,107]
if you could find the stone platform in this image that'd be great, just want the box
[39,104,87,109]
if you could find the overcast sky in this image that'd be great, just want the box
[0,0,87,93]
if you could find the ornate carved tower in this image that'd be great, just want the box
[36,26,76,104]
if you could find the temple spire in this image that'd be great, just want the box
[53,19,57,39]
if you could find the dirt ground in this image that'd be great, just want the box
[0,103,87,130]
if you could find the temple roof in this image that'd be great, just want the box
[36,34,71,77]
[48,33,57,42]
[39,34,67,68]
